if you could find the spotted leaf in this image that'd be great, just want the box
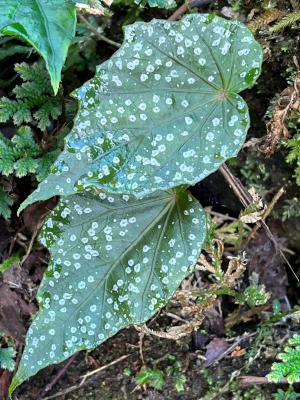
[19,13,263,211]
[10,188,206,391]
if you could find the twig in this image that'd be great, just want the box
[164,312,188,323]
[20,229,39,266]
[239,375,288,387]
[244,186,285,246]
[81,354,130,379]
[168,0,213,21]
[204,332,256,367]
[205,208,238,222]
[219,164,299,282]
[78,14,121,48]
[8,227,25,256]
[42,353,131,400]
[219,164,251,208]
[138,330,146,366]
[168,3,188,21]
[40,353,79,397]
[20,212,47,266]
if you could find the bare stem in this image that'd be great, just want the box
[78,14,121,48]
[219,164,299,282]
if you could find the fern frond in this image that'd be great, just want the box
[270,11,300,32]
[0,98,30,125]
[11,126,40,156]
[34,100,62,131]
[248,9,283,32]
[14,61,50,91]
[14,157,39,177]
[286,135,300,163]
[13,81,49,99]
[0,133,16,176]
[1,61,62,130]
[12,106,32,126]
[268,334,300,384]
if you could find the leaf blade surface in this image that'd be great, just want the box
[11,188,206,389]
[0,0,76,94]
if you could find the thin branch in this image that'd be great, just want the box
[168,0,214,21]
[204,332,256,367]
[78,14,121,48]
[42,354,131,400]
[168,3,188,21]
[219,164,299,282]
[40,353,79,397]
[239,375,288,387]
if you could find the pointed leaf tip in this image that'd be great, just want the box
[0,0,76,96]
[25,14,263,202]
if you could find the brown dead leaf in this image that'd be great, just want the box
[0,284,27,342]
[0,283,36,342]
[223,252,248,286]
[260,57,300,156]
[239,187,266,224]
[225,304,270,330]
[203,301,225,337]
[230,345,246,358]
[23,197,57,234]
[204,337,230,367]
[247,8,284,32]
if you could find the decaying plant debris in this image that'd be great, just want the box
[0,0,300,399]
[259,57,300,156]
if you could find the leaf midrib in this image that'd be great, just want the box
[32,0,55,72]
[139,201,174,320]
[57,194,176,326]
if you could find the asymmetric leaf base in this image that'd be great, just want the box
[11,188,206,390]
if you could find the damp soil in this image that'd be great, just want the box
[1,1,300,399]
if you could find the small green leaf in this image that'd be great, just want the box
[0,0,76,94]
[0,254,20,273]
[19,14,262,210]
[0,347,16,372]
[268,335,300,384]
[136,368,166,389]
[11,188,206,391]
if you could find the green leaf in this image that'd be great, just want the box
[0,347,16,371]
[268,335,300,384]
[0,254,20,273]
[11,188,206,391]
[0,0,76,94]
[136,368,166,389]
[19,14,263,210]
[0,186,13,219]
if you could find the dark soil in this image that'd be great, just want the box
[1,0,300,399]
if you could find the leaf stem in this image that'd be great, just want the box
[219,164,299,282]
[78,14,121,48]
[168,0,214,21]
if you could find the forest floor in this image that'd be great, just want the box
[0,0,300,399]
